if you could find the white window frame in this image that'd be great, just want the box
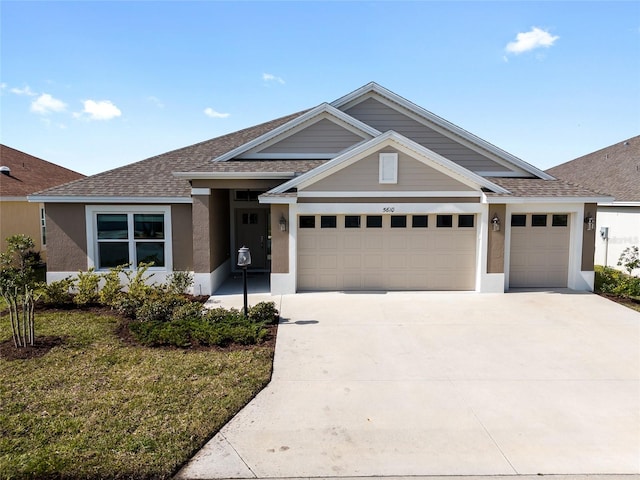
[379,152,398,184]
[39,205,47,248]
[86,205,173,271]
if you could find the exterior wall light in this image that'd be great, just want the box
[279,215,287,232]
[237,246,251,316]
[584,214,595,231]
[491,214,501,232]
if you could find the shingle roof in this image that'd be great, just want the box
[0,145,85,197]
[487,178,607,198]
[33,111,308,198]
[546,136,640,202]
[189,159,329,174]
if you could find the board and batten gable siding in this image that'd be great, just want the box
[303,149,476,193]
[252,118,365,155]
[344,97,512,173]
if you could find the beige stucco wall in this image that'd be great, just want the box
[45,203,87,272]
[171,203,193,271]
[582,203,597,271]
[270,204,289,273]
[487,204,506,274]
[192,195,213,273]
[0,200,46,260]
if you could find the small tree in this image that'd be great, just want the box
[0,235,40,348]
[617,246,640,276]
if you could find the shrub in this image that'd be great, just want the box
[617,246,640,276]
[166,271,193,295]
[171,301,205,322]
[40,277,74,306]
[595,265,640,298]
[248,301,279,324]
[74,268,101,306]
[99,265,126,307]
[135,292,187,323]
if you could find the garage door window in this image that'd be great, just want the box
[391,216,407,228]
[366,216,383,228]
[458,215,474,228]
[532,214,547,227]
[437,215,453,228]
[321,216,337,228]
[345,216,361,228]
[412,215,428,228]
[511,214,526,227]
[299,216,315,228]
[552,214,568,227]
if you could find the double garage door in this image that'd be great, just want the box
[509,213,570,288]
[297,213,476,291]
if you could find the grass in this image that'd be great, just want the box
[0,308,275,479]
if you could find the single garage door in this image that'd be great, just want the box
[297,213,476,291]
[509,213,570,288]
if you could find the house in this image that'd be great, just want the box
[0,145,85,260]
[547,136,640,275]
[31,83,610,294]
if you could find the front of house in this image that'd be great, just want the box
[31,83,609,294]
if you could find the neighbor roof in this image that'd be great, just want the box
[487,177,609,200]
[32,111,307,200]
[546,135,640,202]
[0,145,85,197]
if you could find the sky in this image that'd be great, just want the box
[1,1,639,176]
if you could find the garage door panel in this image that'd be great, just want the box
[298,214,477,291]
[510,214,569,288]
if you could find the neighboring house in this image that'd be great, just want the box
[31,83,609,294]
[0,145,85,261]
[547,136,640,275]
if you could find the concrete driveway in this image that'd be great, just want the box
[177,291,640,478]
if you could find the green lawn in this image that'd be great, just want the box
[0,308,275,479]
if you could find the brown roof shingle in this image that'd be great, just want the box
[0,145,85,197]
[33,110,308,198]
[546,136,640,202]
[487,178,607,198]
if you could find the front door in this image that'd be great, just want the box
[235,209,268,269]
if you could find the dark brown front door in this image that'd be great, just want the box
[235,209,268,269]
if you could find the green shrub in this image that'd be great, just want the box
[595,265,640,298]
[166,271,193,295]
[74,268,101,306]
[135,292,187,323]
[99,265,126,307]
[171,301,205,322]
[248,301,279,324]
[39,277,74,306]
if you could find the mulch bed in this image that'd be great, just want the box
[598,293,640,309]
[0,335,66,361]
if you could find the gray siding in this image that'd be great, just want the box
[345,97,511,173]
[257,118,364,154]
[304,149,475,192]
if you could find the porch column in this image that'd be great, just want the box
[192,188,213,294]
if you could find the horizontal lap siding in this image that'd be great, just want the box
[345,97,511,173]
[304,150,474,192]
[260,119,364,154]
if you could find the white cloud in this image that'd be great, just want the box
[506,27,559,54]
[11,85,37,96]
[31,93,67,114]
[262,73,285,85]
[204,107,230,119]
[147,96,164,108]
[78,99,122,120]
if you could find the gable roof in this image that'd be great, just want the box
[31,111,307,201]
[0,145,85,197]
[332,82,554,180]
[546,135,640,203]
[268,130,510,195]
[210,103,380,163]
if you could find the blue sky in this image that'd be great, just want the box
[1,1,639,176]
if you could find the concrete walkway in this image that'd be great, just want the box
[176,291,640,478]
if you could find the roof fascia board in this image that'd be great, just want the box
[297,190,481,198]
[28,195,192,204]
[269,131,510,195]
[258,195,297,205]
[0,196,29,202]
[332,82,554,180]
[235,153,334,160]
[598,201,640,207]
[212,103,381,163]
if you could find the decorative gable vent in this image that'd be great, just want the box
[379,153,398,184]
